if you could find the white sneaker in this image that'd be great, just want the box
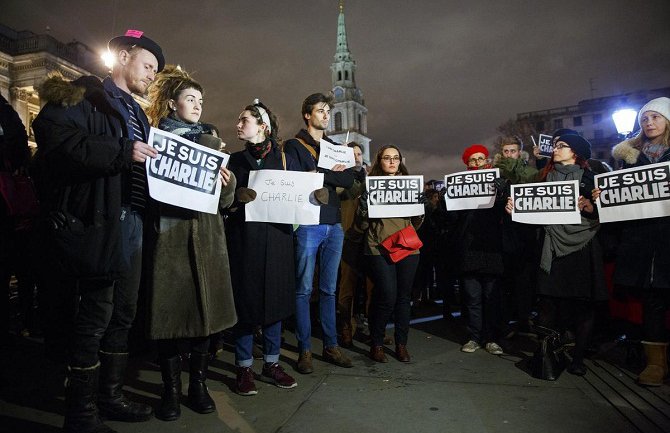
[461,340,480,353]
[485,342,503,355]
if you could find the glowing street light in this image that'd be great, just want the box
[101,50,115,69]
[612,108,637,137]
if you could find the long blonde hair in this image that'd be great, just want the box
[146,65,203,126]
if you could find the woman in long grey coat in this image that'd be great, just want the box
[145,66,237,421]
[226,100,299,396]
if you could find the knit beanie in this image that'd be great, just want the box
[551,128,579,143]
[638,97,670,126]
[557,134,592,160]
[462,144,489,165]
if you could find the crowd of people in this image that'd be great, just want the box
[1,29,669,433]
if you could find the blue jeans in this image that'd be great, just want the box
[461,274,502,344]
[294,223,344,352]
[234,321,282,367]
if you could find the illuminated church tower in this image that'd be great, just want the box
[327,0,371,163]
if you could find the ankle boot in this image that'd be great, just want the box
[97,352,153,422]
[187,352,216,414]
[63,363,117,433]
[638,341,669,387]
[156,355,182,421]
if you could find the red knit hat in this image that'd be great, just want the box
[461,144,489,165]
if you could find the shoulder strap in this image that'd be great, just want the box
[296,137,318,161]
[281,151,286,171]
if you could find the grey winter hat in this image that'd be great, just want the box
[638,97,670,126]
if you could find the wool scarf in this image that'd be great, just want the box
[158,114,208,143]
[245,138,272,160]
[539,163,599,274]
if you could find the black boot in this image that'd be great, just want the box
[63,364,117,433]
[186,352,216,414]
[97,352,153,422]
[155,355,182,421]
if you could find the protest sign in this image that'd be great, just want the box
[444,168,499,210]
[245,169,324,225]
[537,133,553,158]
[367,175,424,218]
[595,161,670,223]
[511,180,580,224]
[146,127,230,214]
[317,140,355,169]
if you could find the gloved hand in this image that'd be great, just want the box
[236,187,257,203]
[313,187,329,205]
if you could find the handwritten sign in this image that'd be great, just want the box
[595,162,670,223]
[444,168,499,210]
[146,127,229,214]
[317,141,355,170]
[244,169,324,225]
[367,175,424,218]
[511,180,580,224]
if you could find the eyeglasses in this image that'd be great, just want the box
[468,156,486,163]
[381,156,401,162]
[553,143,571,150]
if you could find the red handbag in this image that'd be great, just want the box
[379,225,423,263]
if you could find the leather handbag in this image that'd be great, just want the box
[379,225,423,263]
[0,171,40,217]
[530,326,567,381]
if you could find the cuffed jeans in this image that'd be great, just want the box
[294,223,344,352]
[368,254,419,347]
[70,208,143,367]
[234,321,282,367]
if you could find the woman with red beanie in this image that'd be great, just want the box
[452,145,505,355]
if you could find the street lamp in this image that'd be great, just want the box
[612,108,637,138]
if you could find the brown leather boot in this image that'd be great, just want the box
[369,346,388,363]
[297,351,314,374]
[638,341,668,387]
[395,344,411,362]
[340,326,353,348]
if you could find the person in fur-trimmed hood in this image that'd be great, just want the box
[32,29,163,433]
[608,96,670,387]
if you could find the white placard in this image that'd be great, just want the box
[444,168,499,210]
[317,140,355,169]
[244,170,324,225]
[595,161,670,223]
[511,180,580,224]
[367,175,424,218]
[146,127,230,214]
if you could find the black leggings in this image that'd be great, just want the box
[157,336,210,360]
[537,297,595,363]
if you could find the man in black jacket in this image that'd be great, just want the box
[32,30,163,433]
[284,93,360,373]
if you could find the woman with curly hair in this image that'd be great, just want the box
[145,66,237,420]
[609,97,670,386]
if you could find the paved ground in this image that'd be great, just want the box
[2,312,669,433]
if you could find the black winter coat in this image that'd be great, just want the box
[611,139,670,290]
[226,143,299,325]
[450,203,505,277]
[32,75,140,279]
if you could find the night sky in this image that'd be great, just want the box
[3,0,669,179]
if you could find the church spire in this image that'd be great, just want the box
[334,0,352,63]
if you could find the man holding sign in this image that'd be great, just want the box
[284,93,363,373]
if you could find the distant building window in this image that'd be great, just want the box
[594,129,603,140]
[345,70,349,80]
[334,112,343,131]
[536,121,545,131]
[554,118,563,129]
[573,116,582,126]
[593,113,602,123]
[338,71,342,81]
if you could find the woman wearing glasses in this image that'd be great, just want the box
[358,145,423,362]
[508,132,606,375]
[454,145,506,356]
